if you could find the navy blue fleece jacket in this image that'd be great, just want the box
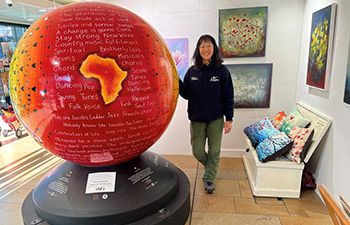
[179,63,234,122]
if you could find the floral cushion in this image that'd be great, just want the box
[244,117,280,147]
[256,132,293,162]
[272,111,287,130]
[286,127,314,163]
[279,107,311,135]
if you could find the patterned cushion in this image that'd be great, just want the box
[243,123,260,147]
[279,107,311,135]
[256,132,293,162]
[255,118,280,143]
[286,127,314,163]
[244,117,279,147]
[272,111,287,130]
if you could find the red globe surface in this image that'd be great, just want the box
[9,2,178,166]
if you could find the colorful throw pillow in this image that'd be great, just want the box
[272,111,287,130]
[244,117,280,147]
[243,123,260,147]
[286,127,314,163]
[256,132,293,162]
[279,107,311,135]
[255,117,280,143]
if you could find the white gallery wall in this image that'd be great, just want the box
[108,0,306,155]
[2,0,348,206]
[114,0,350,205]
[297,0,350,204]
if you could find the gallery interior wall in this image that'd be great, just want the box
[1,0,348,207]
[297,0,350,204]
[113,0,350,205]
[110,0,306,155]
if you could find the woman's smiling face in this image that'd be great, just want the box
[199,40,214,64]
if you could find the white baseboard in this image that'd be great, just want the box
[154,149,245,157]
[221,149,245,158]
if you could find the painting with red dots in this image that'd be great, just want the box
[219,6,268,58]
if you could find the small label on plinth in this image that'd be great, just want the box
[128,167,154,185]
[85,172,116,194]
[48,179,69,195]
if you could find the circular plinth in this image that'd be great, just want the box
[22,152,190,225]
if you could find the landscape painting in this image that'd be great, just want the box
[219,6,268,58]
[227,63,272,108]
[164,38,189,80]
[344,43,350,105]
[306,4,336,90]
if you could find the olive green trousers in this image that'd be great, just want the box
[190,117,224,183]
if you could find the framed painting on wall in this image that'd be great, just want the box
[164,38,189,81]
[344,42,350,105]
[306,4,337,90]
[219,6,268,58]
[227,63,272,108]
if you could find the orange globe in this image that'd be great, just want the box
[9,2,178,166]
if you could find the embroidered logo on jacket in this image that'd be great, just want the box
[191,76,199,81]
[210,76,219,82]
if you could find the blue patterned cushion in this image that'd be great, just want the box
[256,132,293,162]
[244,117,280,147]
[255,118,280,143]
[243,123,260,147]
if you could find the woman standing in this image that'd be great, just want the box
[179,34,234,194]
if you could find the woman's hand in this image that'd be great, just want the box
[224,121,233,134]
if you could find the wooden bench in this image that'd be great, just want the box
[243,102,332,198]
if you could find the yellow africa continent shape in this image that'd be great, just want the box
[80,54,127,105]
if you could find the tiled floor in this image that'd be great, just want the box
[0,136,332,225]
[163,155,332,225]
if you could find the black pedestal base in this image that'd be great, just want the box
[22,152,190,225]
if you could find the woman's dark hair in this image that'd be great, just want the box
[192,34,223,69]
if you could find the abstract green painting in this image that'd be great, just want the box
[219,6,268,58]
[227,63,272,108]
[344,41,350,105]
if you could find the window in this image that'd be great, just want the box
[0,22,28,108]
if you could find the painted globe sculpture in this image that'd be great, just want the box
[9,2,178,166]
